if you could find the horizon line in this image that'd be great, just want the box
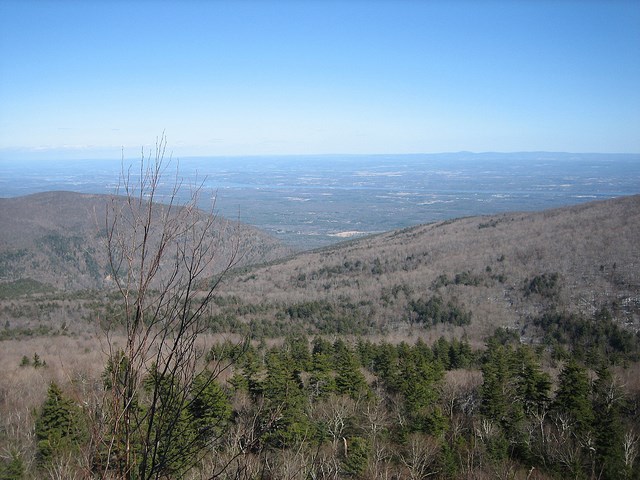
[2,150,640,162]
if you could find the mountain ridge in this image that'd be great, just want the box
[216,193,640,339]
[0,191,638,340]
[0,191,294,290]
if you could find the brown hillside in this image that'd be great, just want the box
[0,191,294,290]
[217,194,640,340]
[0,194,637,344]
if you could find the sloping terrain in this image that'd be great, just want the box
[215,194,640,340]
[0,193,638,343]
[1,194,639,480]
[0,191,294,291]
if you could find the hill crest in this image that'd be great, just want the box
[218,194,640,339]
[0,191,294,290]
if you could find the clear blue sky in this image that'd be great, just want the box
[1,0,639,159]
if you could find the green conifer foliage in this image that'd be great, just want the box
[480,342,550,462]
[141,366,194,478]
[309,347,337,399]
[0,451,24,480]
[261,349,310,447]
[553,360,594,434]
[341,436,370,477]
[592,365,625,480]
[396,348,445,435]
[34,382,85,466]
[369,341,398,380]
[513,346,551,417]
[433,337,452,369]
[189,371,232,444]
[480,342,517,426]
[333,339,371,400]
[229,344,262,396]
[283,334,311,372]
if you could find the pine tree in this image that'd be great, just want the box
[189,372,232,446]
[513,345,551,417]
[0,451,24,480]
[396,345,445,435]
[230,344,263,396]
[333,340,371,400]
[480,342,517,426]
[309,348,336,399]
[341,436,370,477]
[592,365,625,480]
[261,349,310,447]
[433,337,452,369]
[141,366,196,478]
[283,334,311,372]
[35,382,85,466]
[370,341,398,382]
[553,359,593,434]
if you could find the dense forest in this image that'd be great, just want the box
[3,324,639,479]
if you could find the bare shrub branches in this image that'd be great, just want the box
[100,134,240,479]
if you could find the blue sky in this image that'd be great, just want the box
[1,0,639,159]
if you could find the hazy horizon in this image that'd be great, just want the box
[2,149,640,163]
[3,152,638,248]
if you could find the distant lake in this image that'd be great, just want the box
[1,152,639,249]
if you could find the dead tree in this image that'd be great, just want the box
[100,134,240,479]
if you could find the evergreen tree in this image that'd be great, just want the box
[189,372,232,445]
[35,382,85,466]
[480,341,528,458]
[283,334,311,372]
[553,359,593,434]
[356,338,376,370]
[592,365,625,480]
[513,345,551,417]
[230,345,262,396]
[480,342,518,426]
[370,341,398,381]
[449,337,474,369]
[397,349,446,435]
[433,337,452,369]
[333,340,371,400]
[511,345,551,462]
[261,349,310,447]
[141,366,197,478]
[308,346,336,399]
[341,436,370,477]
[0,452,24,480]
[312,336,333,356]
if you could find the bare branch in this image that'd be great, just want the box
[99,134,241,479]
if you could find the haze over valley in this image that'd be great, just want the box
[2,152,638,249]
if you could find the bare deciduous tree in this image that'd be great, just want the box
[398,433,440,480]
[623,430,639,479]
[99,134,240,479]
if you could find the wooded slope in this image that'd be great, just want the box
[0,191,294,290]
[217,194,639,339]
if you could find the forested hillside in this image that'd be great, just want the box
[1,194,639,479]
[0,191,294,290]
[216,194,639,341]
